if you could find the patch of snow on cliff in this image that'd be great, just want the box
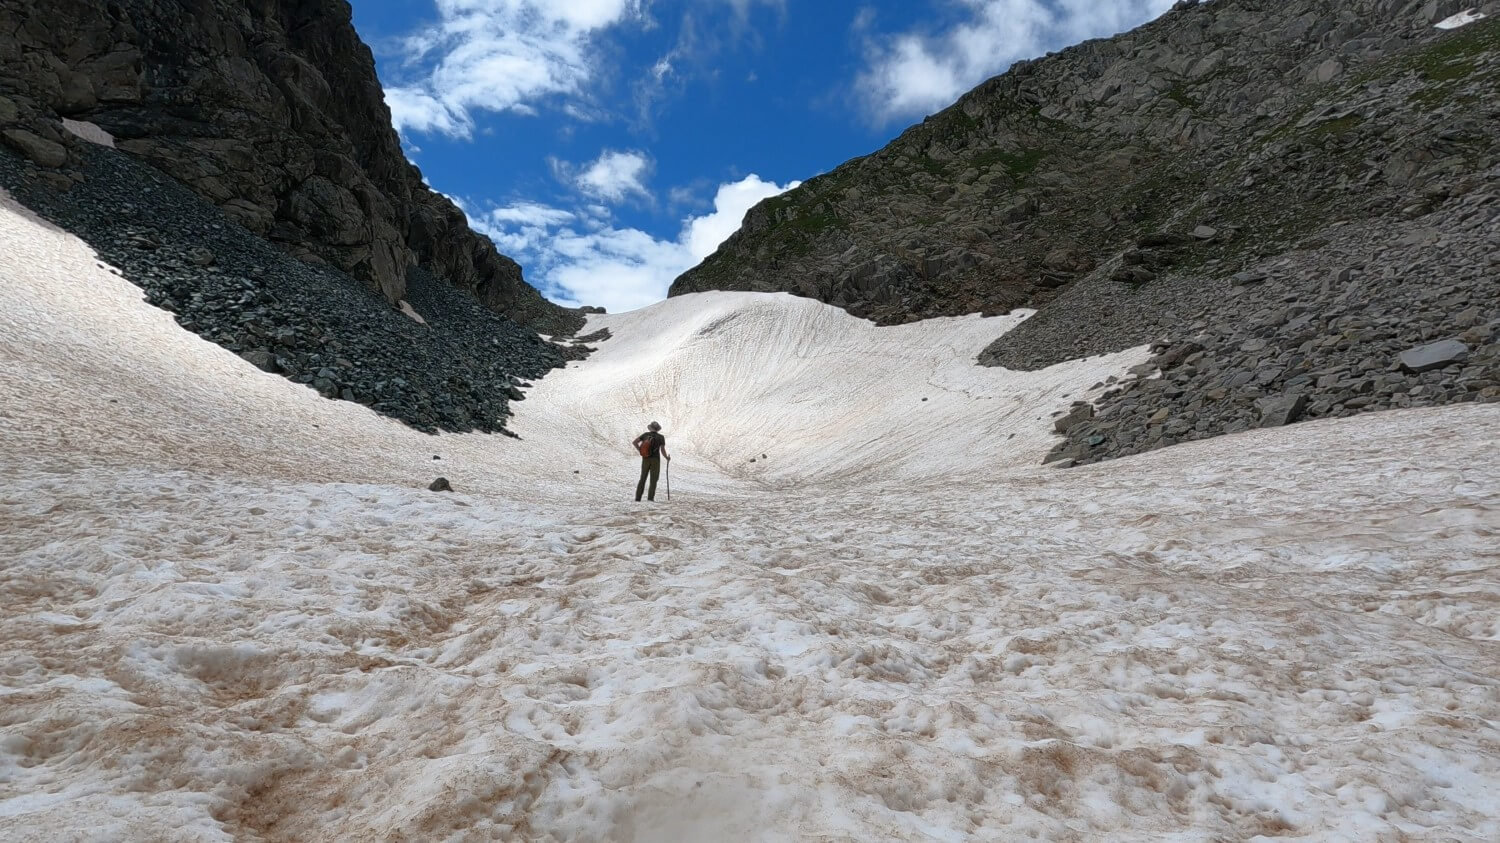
[60,118,115,147]
[1436,9,1487,29]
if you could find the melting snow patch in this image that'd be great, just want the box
[60,118,115,148]
[397,299,426,324]
[1436,9,1487,29]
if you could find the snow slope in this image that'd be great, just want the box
[2,191,1499,841]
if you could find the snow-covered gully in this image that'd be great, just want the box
[2,193,1498,840]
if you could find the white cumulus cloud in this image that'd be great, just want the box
[468,174,798,313]
[682,175,790,258]
[573,150,654,203]
[856,0,1177,125]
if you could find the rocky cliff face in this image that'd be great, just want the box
[671,0,1494,329]
[0,0,582,336]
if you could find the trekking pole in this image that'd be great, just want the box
[666,458,671,501]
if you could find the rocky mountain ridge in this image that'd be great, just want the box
[673,0,1491,323]
[0,0,582,336]
[672,0,1499,465]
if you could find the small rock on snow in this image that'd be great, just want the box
[240,348,278,372]
[1255,393,1308,428]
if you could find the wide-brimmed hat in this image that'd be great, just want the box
[647,421,661,431]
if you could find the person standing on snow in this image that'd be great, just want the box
[632,421,670,502]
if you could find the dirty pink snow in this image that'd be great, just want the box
[2,192,1498,840]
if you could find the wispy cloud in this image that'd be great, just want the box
[468,174,799,313]
[386,0,787,138]
[384,0,644,138]
[855,0,1176,125]
[487,202,576,226]
[628,0,784,129]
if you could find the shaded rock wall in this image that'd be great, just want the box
[0,0,582,335]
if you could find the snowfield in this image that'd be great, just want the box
[2,191,1499,841]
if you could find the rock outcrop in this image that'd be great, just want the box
[671,0,1499,465]
[671,0,1493,322]
[0,0,582,336]
[1041,191,1498,467]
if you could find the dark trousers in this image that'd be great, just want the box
[636,456,660,501]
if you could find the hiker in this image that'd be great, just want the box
[632,421,670,501]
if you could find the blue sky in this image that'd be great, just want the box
[349,0,1175,313]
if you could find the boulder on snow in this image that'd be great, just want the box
[240,348,278,372]
[429,477,452,492]
[1255,394,1307,428]
[1053,404,1094,433]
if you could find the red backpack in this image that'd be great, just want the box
[637,433,660,457]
